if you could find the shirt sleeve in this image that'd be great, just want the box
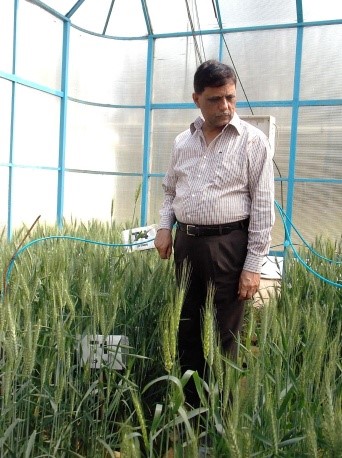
[243,134,275,273]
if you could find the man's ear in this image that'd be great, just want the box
[192,92,200,108]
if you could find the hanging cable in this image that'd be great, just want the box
[193,0,206,62]
[210,1,254,115]
[185,0,203,65]
[222,35,254,115]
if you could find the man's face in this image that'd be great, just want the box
[192,80,237,130]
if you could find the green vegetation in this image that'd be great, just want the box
[0,222,341,457]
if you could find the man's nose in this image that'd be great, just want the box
[219,97,229,110]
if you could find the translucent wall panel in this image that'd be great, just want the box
[272,181,287,249]
[16,1,62,89]
[148,176,164,224]
[153,35,220,103]
[0,168,9,229]
[65,103,144,173]
[302,0,342,21]
[222,28,296,102]
[296,107,342,179]
[147,0,218,34]
[219,0,297,27]
[10,168,57,227]
[63,172,142,224]
[0,78,12,163]
[68,30,147,105]
[292,182,342,244]
[13,85,60,167]
[0,0,14,72]
[150,109,198,174]
[301,25,342,100]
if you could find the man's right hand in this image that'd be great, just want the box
[154,228,173,259]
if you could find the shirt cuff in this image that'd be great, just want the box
[243,253,264,273]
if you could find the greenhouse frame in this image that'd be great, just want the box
[1,2,342,457]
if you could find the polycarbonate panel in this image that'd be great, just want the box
[13,85,60,167]
[272,181,287,250]
[65,102,144,173]
[302,0,342,22]
[292,182,342,245]
[0,0,14,72]
[150,108,198,174]
[296,107,342,179]
[67,0,115,34]
[106,0,147,36]
[148,176,164,225]
[63,172,142,224]
[0,167,9,228]
[10,168,57,227]
[153,35,220,103]
[16,1,62,89]
[219,0,297,27]
[68,30,147,105]
[147,0,218,34]
[222,28,296,101]
[36,0,77,16]
[70,0,148,36]
[0,78,12,164]
[301,25,342,100]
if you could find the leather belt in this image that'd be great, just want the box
[177,219,249,236]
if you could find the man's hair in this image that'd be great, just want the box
[193,60,237,94]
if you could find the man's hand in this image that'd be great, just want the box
[238,269,260,301]
[154,229,173,259]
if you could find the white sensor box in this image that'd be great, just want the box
[77,334,129,370]
[241,115,276,157]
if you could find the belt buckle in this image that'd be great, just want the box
[186,224,196,236]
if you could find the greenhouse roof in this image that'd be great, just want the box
[29,0,342,37]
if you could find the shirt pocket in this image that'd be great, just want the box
[212,150,247,188]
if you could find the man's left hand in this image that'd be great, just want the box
[238,270,260,301]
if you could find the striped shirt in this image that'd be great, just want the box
[158,112,275,273]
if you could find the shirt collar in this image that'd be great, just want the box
[190,112,242,135]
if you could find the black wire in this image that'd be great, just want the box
[221,35,254,115]
[185,0,203,65]
[193,0,206,62]
[210,1,284,207]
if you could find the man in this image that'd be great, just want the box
[154,59,275,406]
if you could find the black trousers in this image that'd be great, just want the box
[174,226,248,407]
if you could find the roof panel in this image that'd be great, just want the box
[302,0,342,21]
[147,0,218,35]
[218,0,297,28]
[105,0,147,37]
[27,0,342,36]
